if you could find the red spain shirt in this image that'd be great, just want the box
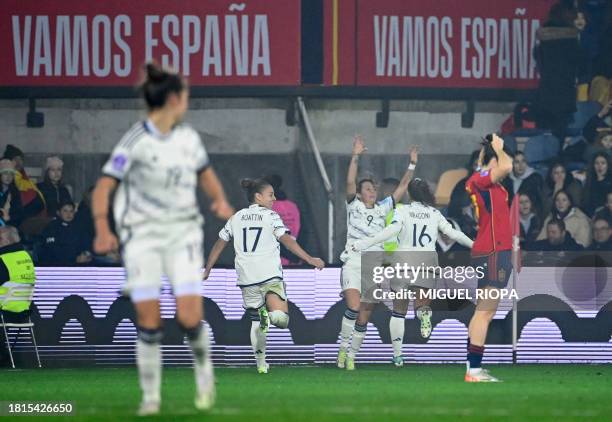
[465,170,512,255]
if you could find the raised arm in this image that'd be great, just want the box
[487,135,513,184]
[278,235,325,269]
[199,167,234,220]
[92,176,119,254]
[392,146,419,204]
[203,238,229,280]
[352,222,402,252]
[438,218,473,249]
[346,135,367,202]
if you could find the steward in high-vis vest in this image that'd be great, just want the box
[0,226,36,314]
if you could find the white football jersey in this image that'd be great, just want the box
[102,120,209,238]
[391,202,471,251]
[219,204,289,286]
[343,195,394,254]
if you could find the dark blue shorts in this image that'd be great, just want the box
[471,250,513,289]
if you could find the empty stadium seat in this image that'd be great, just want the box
[434,168,468,206]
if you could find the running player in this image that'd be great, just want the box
[92,63,234,415]
[336,136,417,370]
[464,134,513,382]
[204,178,325,373]
[353,178,473,367]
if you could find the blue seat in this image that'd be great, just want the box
[566,101,602,136]
[524,133,560,165]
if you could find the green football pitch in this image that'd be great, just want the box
[2,365,611,421]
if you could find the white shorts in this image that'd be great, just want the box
[240,278,287,309]
[340,250,384,294]
[121,222,204,301]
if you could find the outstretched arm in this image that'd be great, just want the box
[279,234,325,269]
[392,146,418,204]
[352,222,402,252]
[346,135,367,202]
[204,238,229,279]
[438,218,474,249]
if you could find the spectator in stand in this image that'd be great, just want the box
[3,145,47,235]
[583,100,612,144]
[543,162,583,212]
[0,159,24,228]
[582,152,612,216]
[508,151,544,197]
[264,174,301,266]
[583,129,612,161]
[528,219,583,251]
[593,191,612,221]
[589,4,612,106]
[447,150,480,239]
[36,156,72,217]
[589,216,612,251]
[534,2,583,141]
[574,7,594,86]
[538,189,592,247]
[39,201,92,266]
[518,191,543,248]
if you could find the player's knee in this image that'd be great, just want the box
[177,319,203,341]
[269,310,289,329]
[475,309,495,324]
[137,326,163,344]
[176,313,201,330]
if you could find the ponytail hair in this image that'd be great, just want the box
[140,62,185,110]
[241,178,272,203]
[408,178,436,207]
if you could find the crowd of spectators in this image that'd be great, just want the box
[0,144,117,266]
[446,0,612,254]
[3,0,610,265]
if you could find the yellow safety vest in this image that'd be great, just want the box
[384,203,403,254]
[0,249,36,313]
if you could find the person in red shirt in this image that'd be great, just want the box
[464,133,513,382]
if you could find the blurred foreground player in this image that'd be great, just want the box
[205,178,324,373]
[92,63,234,415]
[464,134,513,382]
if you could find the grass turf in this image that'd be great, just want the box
[1,365,611,421]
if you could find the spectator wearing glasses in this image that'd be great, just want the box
[589,217,612,251]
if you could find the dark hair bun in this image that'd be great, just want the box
[145,63,166,82]
[241,178,255,190]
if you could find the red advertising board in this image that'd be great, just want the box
[0,0,301,87]
[325,0,556,89]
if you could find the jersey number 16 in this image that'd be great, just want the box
[412,224,432,247]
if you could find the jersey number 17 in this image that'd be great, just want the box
[242,227,263,252]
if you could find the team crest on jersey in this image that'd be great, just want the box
[112,154,128,171]
[479,169,490,176]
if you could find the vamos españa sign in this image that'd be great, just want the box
[325,0,555,89]
[0,0,301,87]
[356,0,554,88]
